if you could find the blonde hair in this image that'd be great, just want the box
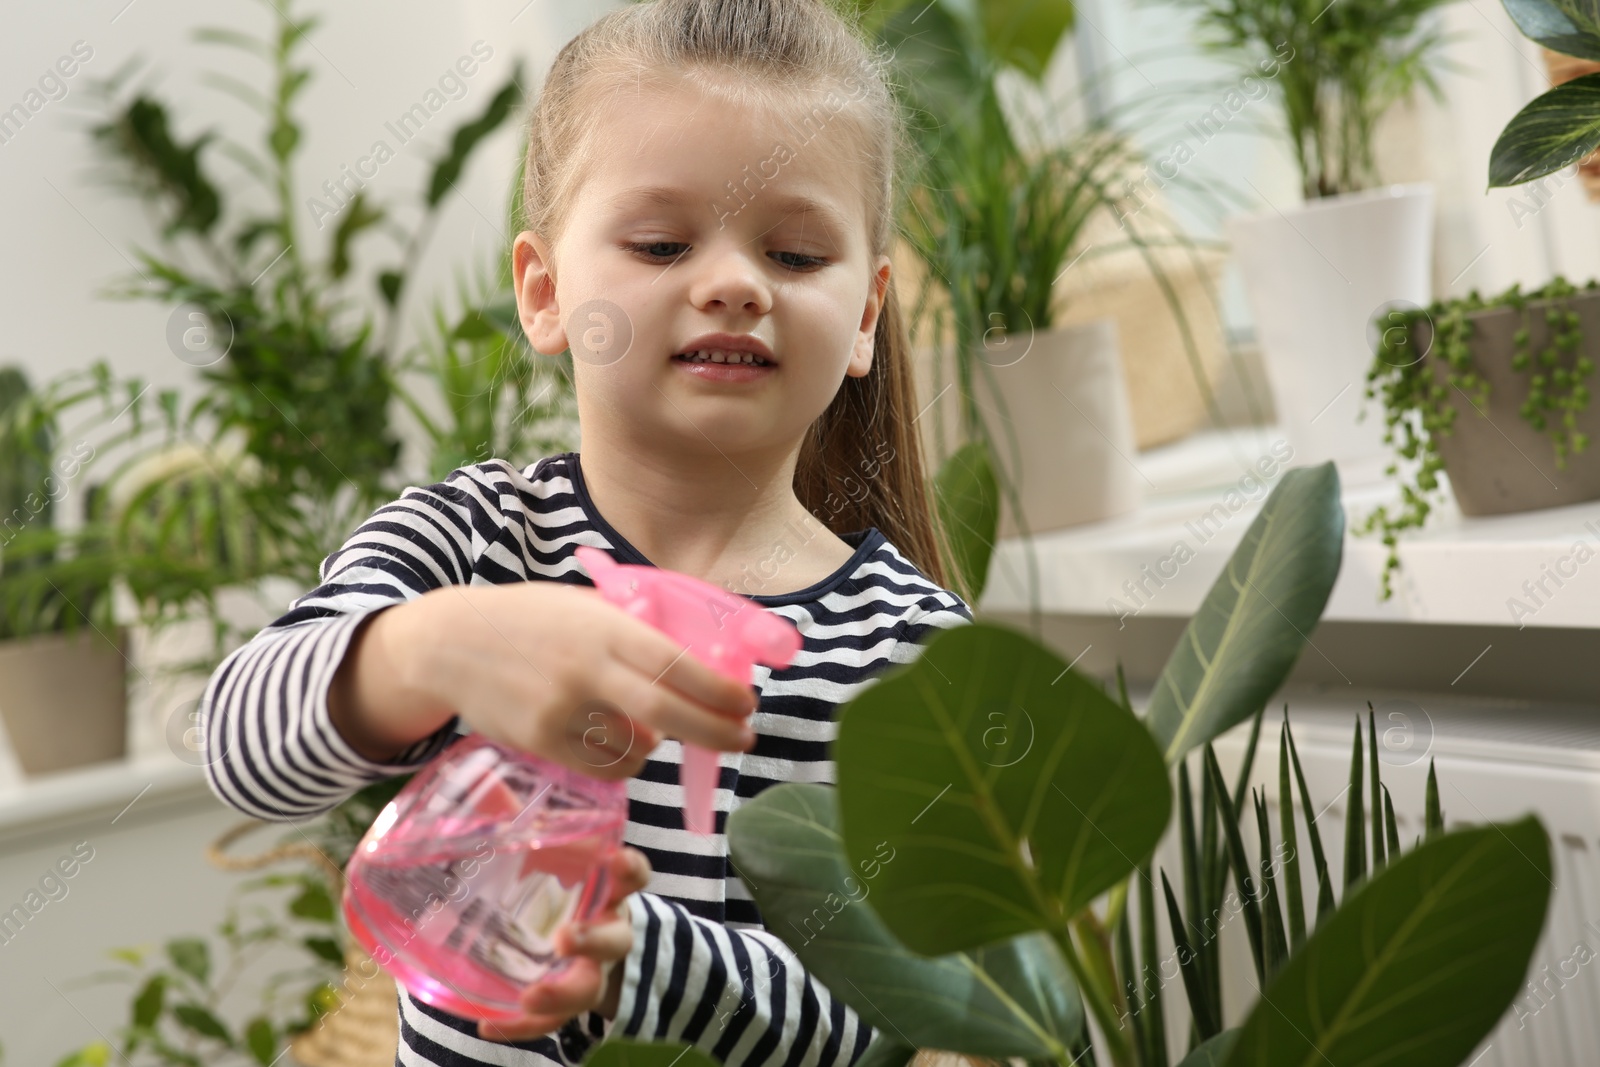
[520,0,959,595]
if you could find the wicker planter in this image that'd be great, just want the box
[1412,288,1600,515]
[0,628,127,775]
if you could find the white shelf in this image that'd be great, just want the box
[977,428,1600,629]
[0,751,214,847]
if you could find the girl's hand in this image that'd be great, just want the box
[331,580,760,777]
[476,846,652,1043]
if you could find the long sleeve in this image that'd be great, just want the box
[201,464,507,822]
[606,892,875,1067]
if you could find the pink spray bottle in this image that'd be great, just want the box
[341,546,802,1021]
[573,545,803,835]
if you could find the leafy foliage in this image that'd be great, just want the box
[1180,0,1460,198]
[1360,276,1598,597]
[1491,0,1600,186]
[716,463,1550,1067]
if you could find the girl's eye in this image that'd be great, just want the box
[627,241,687,261]
[623,242,826,272]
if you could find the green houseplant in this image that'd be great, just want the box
[591,462,1552,1067]
[1488,0,1600,188]
[0,365,156,775]
[878,0,1241,620]
[77,0,569,662]
[52,775,413,1067]
[1180,0,1461,483]
[1361,277,1600,599]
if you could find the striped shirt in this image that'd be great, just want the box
[200,451,973,1067]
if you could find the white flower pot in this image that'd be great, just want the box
[972,319,1142,536]
[1228,183,1435,481]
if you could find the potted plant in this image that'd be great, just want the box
[0,366,134,776]
[1180,0,1459,479]
[577,463,1552,1067]
[881,0,1232,604]
[1360,276,1599,597]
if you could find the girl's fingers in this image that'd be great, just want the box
[558,911,634,962]
[610,846,652,900]
[609,618,757,719]
[611,661,753,752]
[477,1012,569,1042]
[517,955,602,1016]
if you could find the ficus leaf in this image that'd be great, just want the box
[836,620,1171,956]
[1146,464,1344,765]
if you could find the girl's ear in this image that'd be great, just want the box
[513,231,567,356]
[848,255,893,378]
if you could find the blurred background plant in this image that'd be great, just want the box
[46,0,575,665]
[50,774,415,1067]
[1176,0,1461,199]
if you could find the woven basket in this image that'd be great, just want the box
[1541,48,1600,202]
[206,820,400,1067]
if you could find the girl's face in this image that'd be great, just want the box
[515,78,892,463]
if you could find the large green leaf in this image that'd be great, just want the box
[933,440,1000,604]
[584,1039,719,1067]
[1488,74,1600,187]
[1500,0,1600,61]
[836,620,1171,955]
[1145,463,1344,765]
[1220,817,1553,1067]
[728,782,1081,1058]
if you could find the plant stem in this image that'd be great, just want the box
[1053,914,1135,1067]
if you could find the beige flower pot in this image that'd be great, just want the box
[1412,288,1600,515]
[972,320,1143,537]
[0,628,128,775]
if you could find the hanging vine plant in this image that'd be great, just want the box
[1361,275,1598,598]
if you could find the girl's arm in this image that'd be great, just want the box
[200,468,494,822]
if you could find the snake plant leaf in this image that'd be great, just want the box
[1160,871,1220,1038]
[933,439,1000,605]
[1368,706,1385,872]
[1203,749,1264,984]
[1177,1030,1239,1067]
[1284,713,1335,926]
[836,620,1171,956]
[584,1040,719,1067]
[1425,760,1443,840]
[1219,817,1553,1067]
[1146,463,1344,765]
[1344,720,1367,890]
[727,782,1082,1058]
[1489,74,1600,187]
[1499,0,1600,62]
[1276,725,1305,950]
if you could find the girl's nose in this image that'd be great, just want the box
[688,245,772,316]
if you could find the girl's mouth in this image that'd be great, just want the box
[672,352,776,383]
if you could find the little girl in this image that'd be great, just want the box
[201,0,973,1064]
